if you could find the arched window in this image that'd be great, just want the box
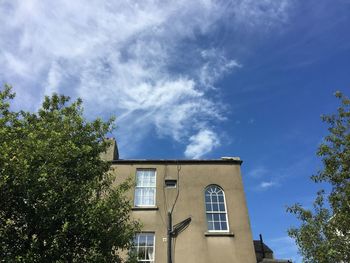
[205,185,229,232]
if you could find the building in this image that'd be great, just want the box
[104,140,257,263]
[254,239,274,262]
[253,237,292,263]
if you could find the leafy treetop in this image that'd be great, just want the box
[0,84,139,263]
[288,91,350,263]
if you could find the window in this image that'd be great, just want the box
[132,233,155,263]
[134,169,156,207]
[205,185,229,232]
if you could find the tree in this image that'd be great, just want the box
[0,85,139,262]
[287,91,350,263]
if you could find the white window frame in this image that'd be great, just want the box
[134,169,156,207]
[204,185,230,232]
[133,232,155,263]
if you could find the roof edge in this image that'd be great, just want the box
[111,159,243,165]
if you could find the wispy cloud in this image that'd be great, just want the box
[247,166,278,191]
[233,0,292,28]
[248,154,316,191]
[248,166,269,178]
[257,181,278,191]
[0,0,293,157]
[198,49,241,89]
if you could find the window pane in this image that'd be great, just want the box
[219,203,225,211]
[139,235,146,246]
[220,213,226,221]
[213,214,219,221]
[148,195,154,206]
[134,189,142,206]
[138,247,146,259]
[206,203,212,211]
[206,214,213,222]
[145,247,154,260]
[214,222,220,230]
[146,174,151,187]
[150,175,156,186]
[136,174,143,186]
[221,221,228,230]
[146,234,154,245]
[208,221,214,230]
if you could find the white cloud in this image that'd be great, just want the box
[0,0,293,157]
[233,0,292,29]
[199,48,242,89]
[45,60,62,96]
[248,166,269,178]
[247,166,279,191]
[185,129,220,159]
[248,155,314,191]
[258,181,277,190]
[2,52,30,77]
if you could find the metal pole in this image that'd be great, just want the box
[167,211,172,263]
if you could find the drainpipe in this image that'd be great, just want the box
[167,211,172,263]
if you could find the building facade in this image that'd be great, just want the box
[106,141,256,263]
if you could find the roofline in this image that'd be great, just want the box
[253,240,274,253]
[111,159,243,165]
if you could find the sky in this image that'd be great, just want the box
[1,1,350,262]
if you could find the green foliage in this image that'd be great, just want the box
[287,91,350,263]
[0,85,139,262]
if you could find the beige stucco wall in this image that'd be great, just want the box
[111,162,256,263]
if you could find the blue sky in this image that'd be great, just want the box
[1,1,350,262]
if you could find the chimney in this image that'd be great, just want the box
[100,138,119,161]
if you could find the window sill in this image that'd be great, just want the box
[131,206,159,211]
[204,232,235,237]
